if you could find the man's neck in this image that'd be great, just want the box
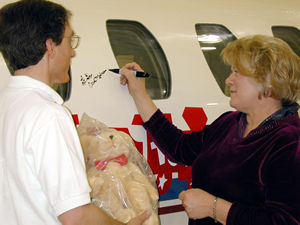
[14,56,51,87]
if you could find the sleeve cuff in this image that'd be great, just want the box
[55,193,91,216]
[143,109,163,130]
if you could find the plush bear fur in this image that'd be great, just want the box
[77,113,159,225]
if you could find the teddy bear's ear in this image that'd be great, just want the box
[80,135,92,152]
[77,112,108,136]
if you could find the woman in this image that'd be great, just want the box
[119,35,300,225]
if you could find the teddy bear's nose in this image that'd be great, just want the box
[109,135,114,140]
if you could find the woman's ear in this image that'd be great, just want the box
[260,87,272,99]
[45,39,56,58]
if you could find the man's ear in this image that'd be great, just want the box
[45,39,56,58]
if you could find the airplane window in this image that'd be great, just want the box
[106,20,171,99]
[195,24,237,96]
[3,59,72,102]
[272,26,300,57]
[53,68,72,102]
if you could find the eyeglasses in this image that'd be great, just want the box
[70,34,80,49]
[64,34,80,49]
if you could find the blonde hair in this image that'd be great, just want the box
[221,35,300,102]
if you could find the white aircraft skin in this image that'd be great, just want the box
[1,1,300,224]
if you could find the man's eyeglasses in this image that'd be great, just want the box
[70,35,80,49]
[64,34,80,49]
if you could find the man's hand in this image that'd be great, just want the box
[127,211,151,225]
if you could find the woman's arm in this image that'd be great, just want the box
[119,62,157,122]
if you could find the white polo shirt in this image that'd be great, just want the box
[0,76,91,225]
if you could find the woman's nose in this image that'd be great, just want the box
[225,73,233,86]
[71,49,76,57]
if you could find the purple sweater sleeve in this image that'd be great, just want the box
[142,109,208,165]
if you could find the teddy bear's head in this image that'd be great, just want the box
[80,128,132,170]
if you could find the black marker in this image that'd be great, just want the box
[109,69,150,78]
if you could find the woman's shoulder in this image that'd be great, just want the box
[213,110,241,124]
[204,111,241,132]
[275,114,300,140]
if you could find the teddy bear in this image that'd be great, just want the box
[77,113,160,225]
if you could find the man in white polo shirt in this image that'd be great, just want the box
[0,1,150,225]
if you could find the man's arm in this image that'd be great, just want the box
[58,203,150,225]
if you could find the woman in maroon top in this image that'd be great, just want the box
[119,35,300,225]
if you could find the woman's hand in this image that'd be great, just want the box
[120,62,147,98]
[179,188,214,220]
[179,188,231,224]
[119,62,157,122]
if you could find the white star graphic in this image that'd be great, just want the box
[158,174,168,190]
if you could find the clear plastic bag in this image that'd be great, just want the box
[77,113,160,225]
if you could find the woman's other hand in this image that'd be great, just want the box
[179,188,214,220]
[179,188,231,224]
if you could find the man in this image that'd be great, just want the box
[0,0,150,224]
